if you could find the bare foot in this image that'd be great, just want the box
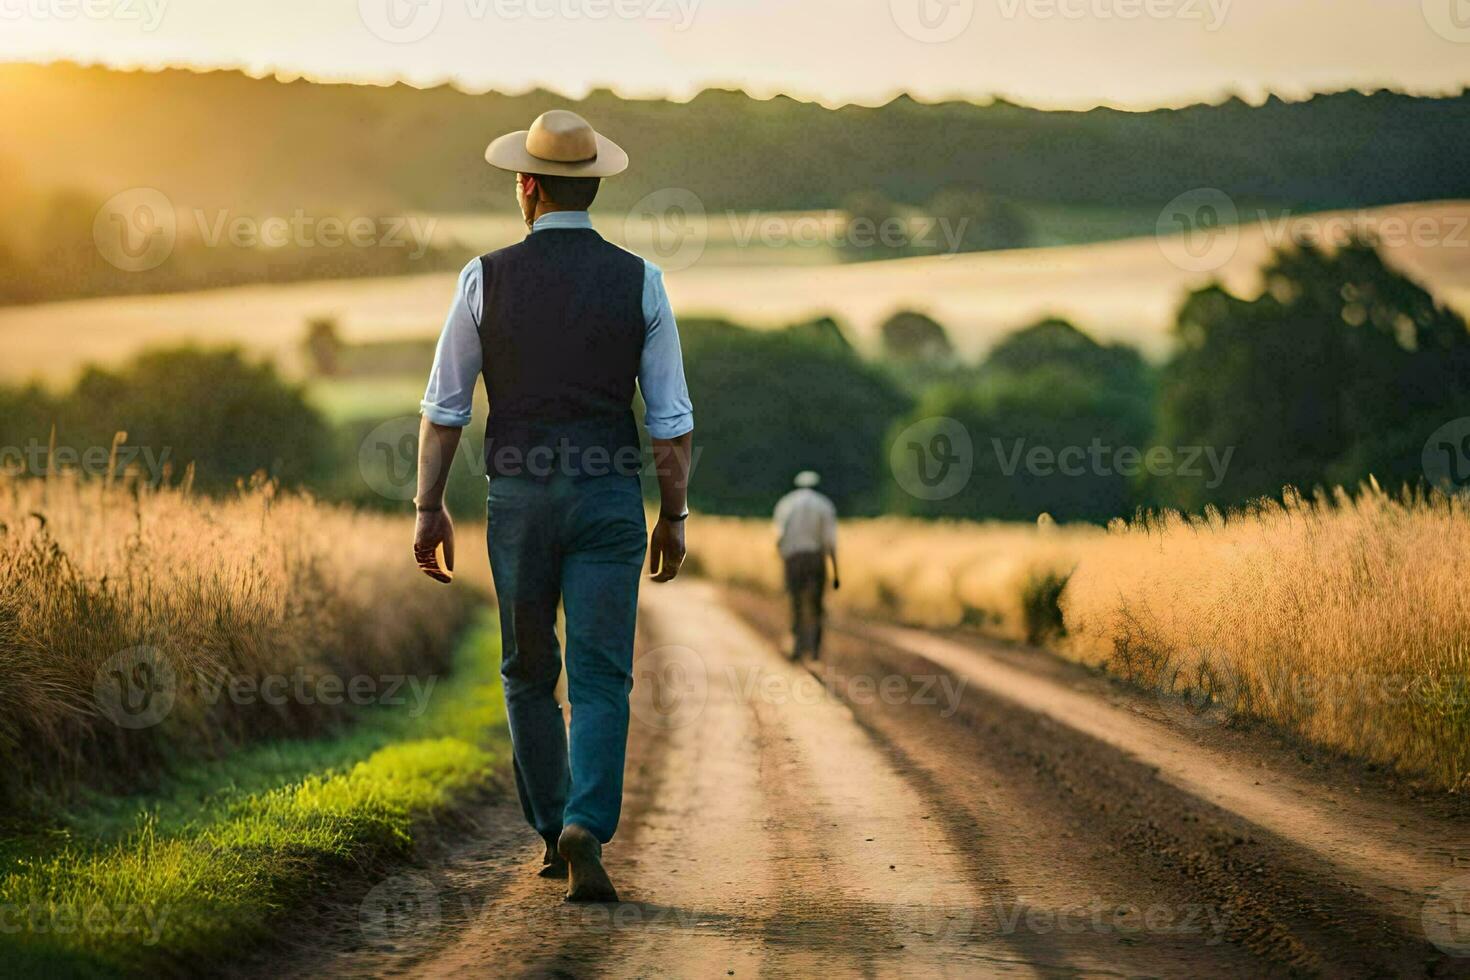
[558,825,618,902]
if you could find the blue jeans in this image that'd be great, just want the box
[486,473,647,845]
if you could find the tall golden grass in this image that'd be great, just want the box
[0,469,476,809]
[692,485,1470,790]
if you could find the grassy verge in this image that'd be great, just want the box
[0,614,507,978]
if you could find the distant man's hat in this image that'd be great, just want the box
[485,110,629,178]
[794,471,821,489]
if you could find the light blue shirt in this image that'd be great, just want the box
[420,210,694,439]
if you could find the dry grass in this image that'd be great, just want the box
[0,469,476,809]
[692,485,1470,790]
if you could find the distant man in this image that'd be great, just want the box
[773,471,839,659]
[412,110,694,903]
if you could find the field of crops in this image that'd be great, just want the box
[691,484,1470,791]
[3,201,1467,385]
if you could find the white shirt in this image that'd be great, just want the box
[773,488,838,559]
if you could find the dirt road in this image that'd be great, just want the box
[279,579,1469,978]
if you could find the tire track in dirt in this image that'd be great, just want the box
[267,580,1467,978]
[721,585,1467,977]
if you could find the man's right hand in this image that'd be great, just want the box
[649,517,686,583]
[413,507,456,584]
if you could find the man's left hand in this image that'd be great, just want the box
[649,518,686,582]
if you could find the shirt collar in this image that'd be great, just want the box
[531,210,593,233]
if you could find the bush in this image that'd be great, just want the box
[1021,568,1071,646]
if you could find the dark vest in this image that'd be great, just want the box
[477,228,646,479]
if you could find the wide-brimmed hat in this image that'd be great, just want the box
[485,110,629,178]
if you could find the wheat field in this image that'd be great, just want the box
[692,485,1470,790]
[0,466,476,808]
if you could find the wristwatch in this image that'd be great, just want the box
[661,510,690,522]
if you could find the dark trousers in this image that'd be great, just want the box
[487,473,647,846]
[783,551,828,658]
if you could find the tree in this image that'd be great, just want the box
[678,318,911,515]
[62,347,332,489]
[1154,240,1470,510]
[889,319,1154,522]
[926,188,1034,253]
[880,310,953,362]
[303,316,343,377]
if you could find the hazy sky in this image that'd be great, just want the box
[2,0,1467,108]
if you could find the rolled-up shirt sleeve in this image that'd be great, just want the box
[420,259,483,428]
[639,261,694,439]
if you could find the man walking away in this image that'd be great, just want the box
[411,110,695,904]
[773,471,838,660]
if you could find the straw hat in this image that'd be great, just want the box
[485,110,629,178]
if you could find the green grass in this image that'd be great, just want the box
[0,614,508,978]
[305,375,430,423]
